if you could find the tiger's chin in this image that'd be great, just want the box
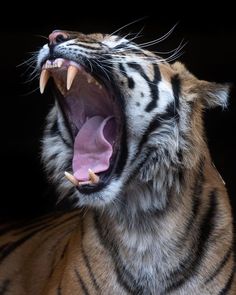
[40,58,126,206]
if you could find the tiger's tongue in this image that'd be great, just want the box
[73,116,115,181]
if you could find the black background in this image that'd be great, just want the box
[0,7,235,219]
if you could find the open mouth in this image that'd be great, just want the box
[39,58,122,191]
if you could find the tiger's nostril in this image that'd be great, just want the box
[48,31,69,45]
[55,34,67,43]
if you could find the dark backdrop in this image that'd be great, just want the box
[0,10,235,219]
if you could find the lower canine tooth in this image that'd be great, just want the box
[88,169,100,183]
[64,171,79,186]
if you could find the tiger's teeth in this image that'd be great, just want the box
[57,60,63,68]
[87,77,93,83]
[88,169,100,184]
[64,171,79,186]
[67,65,78,90]
[40,69,50,94]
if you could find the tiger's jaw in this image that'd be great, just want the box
[40,58,124,197]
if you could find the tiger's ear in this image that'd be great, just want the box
[172,61,230,108]
[198,80,230,109]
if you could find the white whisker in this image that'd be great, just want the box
[91,59,112,82]
[109,17,148,37]
[138,23,178,48]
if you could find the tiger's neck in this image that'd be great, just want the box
[47,154,229,294]
[89,155,211,291]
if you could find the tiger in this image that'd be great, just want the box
[0,29,235,295]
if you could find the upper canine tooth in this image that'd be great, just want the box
[39,69,50,94]
[67,65,78,90]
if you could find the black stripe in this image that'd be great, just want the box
[0,279,10,295]
[81,219,101,292]
[57,286,62,295]
[43,213,78,234]
[127,62,149,80]
[218,266,235,295]
[165,189,218,292]
[171,74,181,114]
[50,119,59,135]
[137,118,162,153]
[0,213,62,236]
[176,159,205,246]
[126,147,156,186]
[0,213,78,263]
[127,62,161,112]
[0,223,24,236]
[131,102,182,163]
[114,117,128,177]
[74,268,90,295]
[68,42,102,50]
[118,63,135,89]
[0,224,51,263]
[162,100,179,120]
[46,152,59,163]
[114,44,125,50]
[94,212,143,294]
[118,63,126,74]
[48,228,76,279]
[205,247,232,284]
[128,77,135,89]
[13,218,55,235]
[145,65,161,112]
[60,240,70,260]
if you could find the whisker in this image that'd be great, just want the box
[164,40,187,62]
[109,17,148,37]
[20,86,41,96]
[17,54,38,68]
[92,58,112,81]
[127,26,145,43]
[138,23,178,48]
[23,72,40,84]
[34,34,48,40]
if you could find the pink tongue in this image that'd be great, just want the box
[73,116,115,181]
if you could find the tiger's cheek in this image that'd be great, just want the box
[122,77,175,139]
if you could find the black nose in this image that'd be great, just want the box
[48,30,69,45]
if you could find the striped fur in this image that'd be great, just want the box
[0,31,235,294]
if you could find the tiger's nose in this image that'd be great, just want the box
[48,30,69,45]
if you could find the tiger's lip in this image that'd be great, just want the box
[40,58,103,94]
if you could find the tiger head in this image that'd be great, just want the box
[37,30,229,210]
